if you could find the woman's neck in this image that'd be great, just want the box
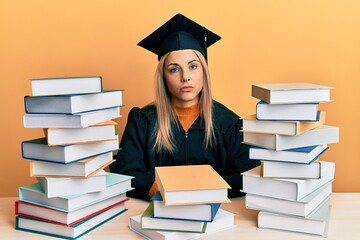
[173,103,200,132]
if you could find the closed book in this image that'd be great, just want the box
[22,136,119,164]
[23,106,121,128]
[45,120,117,146]
[261,160,323,179]
[243,125,339,151]
[256,101,319,121]
[155,165,231,206]
[251,83,332,104]
[241,161,335,201]
[151,192,221,222]
[19,172,133,212]
[129,209,235,240]
[30,76,102,96]
[245,181,332,217]
[25,90,123,114]
[258,200,332,237]
[249,144,328,164]
[37,170,107,198]
[30,152,114,178]
[15,202,127,239]
[141,202,207,233]
[15,194,128,226]
[242,112,325,136]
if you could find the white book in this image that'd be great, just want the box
[246,181,332,217]
[25,90,123,114]
[252,83,333,104]
[256,101,319,121]
[37,170,107,198]
[23,106,121,128]
[30,76,102,96]
[22,135,119,164]
[249,144,328,164]
[45,120,117,146]
[241,161,335,201]
[129,209,235,240]
[262,160,322,179]
[243,125,339,151]
[258,200,332,237]
[30,152,114,178]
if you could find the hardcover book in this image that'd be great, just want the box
[261,160,322,179]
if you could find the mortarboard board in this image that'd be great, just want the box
[137,13,221,61]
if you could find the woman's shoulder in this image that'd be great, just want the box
[128,103,157,122]
[212,100,242,132]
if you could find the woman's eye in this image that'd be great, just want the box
[190,64,198,70]
[169,67,179,73]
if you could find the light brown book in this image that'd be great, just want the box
[242,112,326,136]
[155,165,231,206]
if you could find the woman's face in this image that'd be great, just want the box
[163,49,204,108]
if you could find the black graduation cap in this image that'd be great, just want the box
[137,13,221,61]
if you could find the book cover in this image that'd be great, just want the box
[261,160,322,179]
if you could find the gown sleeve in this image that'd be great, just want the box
[109,107,154,200]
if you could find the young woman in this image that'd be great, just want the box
[110,14,260,200]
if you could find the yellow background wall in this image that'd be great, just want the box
[0,0,359,197]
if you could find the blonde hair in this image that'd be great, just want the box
[153,50,215,153]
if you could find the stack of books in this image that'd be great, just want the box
[241,82,339,237]
[129,165,236,240]
[16,76,134,239]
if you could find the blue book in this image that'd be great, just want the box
[150,192,221,222]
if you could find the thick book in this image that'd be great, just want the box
[261,160,323,179]
[242,112,325,136]
[45,120,117,146]
[155,165,231,206]
[256,101,319,121]
[251,83,332,104]
[129,209,235,240]
[241,161,335,201]
[19,172,133,212]
[22,136,119,164]
[25,90,123,114]
[30,152,114,178]
[37,170,107,198]
[257,200,332,237]
[151,192,221,222]
[15,202,127,239]
[249,144,328,164]
[246,181,332,217]
[15,194,128,226]
[23,106,121,128]
[141,202,207,233]
[30,76,102,96]
[243,125,339,151]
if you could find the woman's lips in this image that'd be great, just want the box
[180,86,193,92]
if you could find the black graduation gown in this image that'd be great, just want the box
[110,100,260,200]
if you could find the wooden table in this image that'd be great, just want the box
[1,193,359,239]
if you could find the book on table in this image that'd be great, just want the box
[141,202,207,233]
[25,90,123,114]
[19,172,133,212]
[251,82,333,104]
[129,208,235,240]
[23,106,121,128]
[44,120,117,146]
[151,192,221,222]
[261,160,323,179]
[30,152,114,178]
[37,170,107,198]
[257,199,332,237]
[242,112,325,136]
[245,181,332,217]
[22,136,119,164]
[15,194,128,226]
[249,144,328,164]
[155,165,231,206]
[30,76,102,96]
[255,101,320,121]
[243,125,339,151]
[241,161,335,201]
[15,201,127,240]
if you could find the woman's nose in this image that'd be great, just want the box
[181,70,190,82]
